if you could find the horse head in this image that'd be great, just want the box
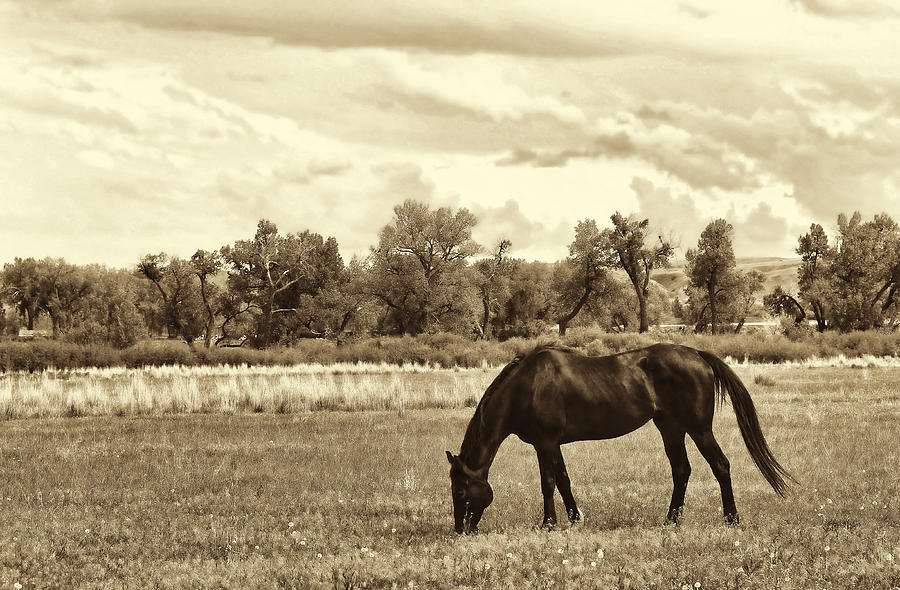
[446,451,493,534]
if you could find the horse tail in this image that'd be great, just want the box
[697,350,796,497]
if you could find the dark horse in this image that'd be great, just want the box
[446,344,794,533]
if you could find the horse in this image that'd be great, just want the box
[446,343,794,534]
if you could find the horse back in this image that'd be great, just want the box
[506,344,716,444]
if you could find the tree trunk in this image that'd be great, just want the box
[812,301,827,332]
[258,297,274,348]
[707,282,718,334]
[637,293,648,333]
[556,285,592,338]
[481,298,491,341]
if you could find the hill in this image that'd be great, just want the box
[654,257,800,300]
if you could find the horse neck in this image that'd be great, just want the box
[459,407,506,479]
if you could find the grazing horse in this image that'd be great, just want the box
[446,344,794,534]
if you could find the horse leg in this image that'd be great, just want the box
[654,416,690,525]
[534,444,559,530]
[553,447,581,524]
[690,429,739,525]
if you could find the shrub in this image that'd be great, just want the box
[4,328,900,372]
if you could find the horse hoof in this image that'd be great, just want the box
[725,513,740,526]
[540,521,557,531]
[567,509,582,524]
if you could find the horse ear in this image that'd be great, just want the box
[446,450,455,464]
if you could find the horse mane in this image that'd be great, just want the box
[459,344,565,461]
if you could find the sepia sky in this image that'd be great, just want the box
[2,0,900,268]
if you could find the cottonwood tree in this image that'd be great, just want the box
[828,212,900,331]
[66,266,148,348]
[136,253,204,342]
[1,257,43,330]
[684,219,736,334]
[721,269,765,333]
[600,212,674,333]
[763,285,806,325]
[37,259,93,338]
[221,220,325,348]
[278,232,347,341]
[796,223,831,331]
[496,260,555,339]
[365,200,480,335]
[190,249,223,348]
[553,219,613,336]
[473,239,514,340]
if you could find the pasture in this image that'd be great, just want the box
[0,362,898,588]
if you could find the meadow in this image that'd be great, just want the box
[0,362,898,588]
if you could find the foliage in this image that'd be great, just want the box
[1,258,44,330]
[552,219,616,336]
[796,222,831,331]
[221,220,346,347]
[684,220,764,333]
[599,212,674,333]
[828,212,900,331]
[365,200,480,335]
[472,239,514,341]
[136,253,206,343]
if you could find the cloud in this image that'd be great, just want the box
[22,1,640,57]
[470,200,571,260]
[730,202,793,256]
[630,177,800,258]
[790,0,899,18]
[497,110,761,191]
[374,52,586,125]
[630,177,708,251]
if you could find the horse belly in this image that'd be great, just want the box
[560,395,654,443]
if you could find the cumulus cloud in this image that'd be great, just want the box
[470,200,571,259]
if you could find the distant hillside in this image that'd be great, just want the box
[654,257,800,300]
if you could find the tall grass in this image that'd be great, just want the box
[0,364,496,420]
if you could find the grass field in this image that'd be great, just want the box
[1,364,899,588]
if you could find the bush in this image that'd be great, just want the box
[4,328,900,372]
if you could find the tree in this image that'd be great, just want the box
[136,253,204,343]
[823,212,900,331]
[65,266,148,348]
[721,269,765,333]
[37,259,93,338]
[473,239,514,340]
[496,260,555,339]
[554,219,613,336]
[763,285,806,325]
[684,220,736,334]
[221,220,346,347]
[278,233,347,341]
[190,249,223,348]
[796,224,830,332]
[600,212,674,332]
[221,220,308,348]
[365,200,480,335]
[1,258,43,330]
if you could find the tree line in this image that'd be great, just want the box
[2,202,899,349]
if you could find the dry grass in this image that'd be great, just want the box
[0,365,898,588]
[0,363,494,419]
